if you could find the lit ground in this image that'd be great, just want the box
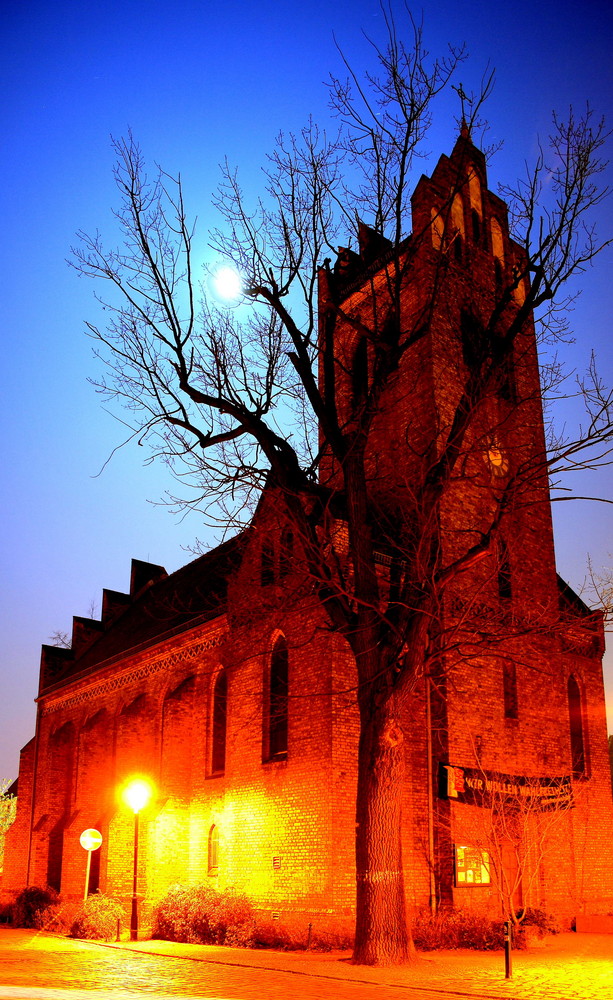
[0,928,611,999]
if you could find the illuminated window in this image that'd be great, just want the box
[211,670,227,775]
[266,636,288,760]
[451,193,465,262]
[431,206,444,249]
[567,676,587,777]
[490,218,505,264]
[503,660,518,719]
[208,824,219,875]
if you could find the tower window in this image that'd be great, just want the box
[266,636,289,760]
[351,337,368,408]
[279,527,294,577]
[503,660,518,719]
[208,824,219,875]
[567,675,587,777]
[211,670,227,775]
[261,540,275,587]
[460,311,486,370]
[490,218,505,264]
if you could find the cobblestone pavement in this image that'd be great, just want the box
[0,929,611,1000]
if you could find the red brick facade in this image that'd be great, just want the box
[4,134,613,931]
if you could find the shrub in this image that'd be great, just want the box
[412,907,503,951]
[12,886,60,929]
[153,885,256,946]
[69,894,125,940]
[517,907,560,935]
[251,917,353,951]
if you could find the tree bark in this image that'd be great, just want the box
[353,687,416,965]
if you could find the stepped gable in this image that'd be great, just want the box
[42,532,245,688]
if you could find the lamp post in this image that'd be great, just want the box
[122,778,153,941]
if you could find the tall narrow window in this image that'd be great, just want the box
[279,527,294,578]
[490,218,505,264]
[461,310,485,370]
[451,193,465,262]
[261,540,275,586]
[503,660,518,719]
[267,636,289,759]
[351,337,368,408]
[211,670,227,775]
[567,676,586,777]
[208,824,219,875]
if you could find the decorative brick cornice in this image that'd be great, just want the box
[40,635,225,716]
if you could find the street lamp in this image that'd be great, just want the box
[122,777,154,941]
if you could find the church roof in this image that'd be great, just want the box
[40,532,246,690]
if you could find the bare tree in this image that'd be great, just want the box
[72,11,612,966]
[0,779,17,873]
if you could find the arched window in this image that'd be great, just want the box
[267,636,289,759]
[211,670,227,775]
[471,209,481,244]
[567,676,587,777]
[208,824,219,875]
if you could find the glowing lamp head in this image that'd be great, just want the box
[122,777,154,814]
[210,263,243,302]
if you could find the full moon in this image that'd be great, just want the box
[211,264,243,302]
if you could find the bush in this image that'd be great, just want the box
[153,885,256,946]
[412,908,503,951]
[517,907,560,935]
[252,917,353,951]
[153,886,353,952]
[69,894,125,940]
[12,886,61,929]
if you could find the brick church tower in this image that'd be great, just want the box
[3,131,612,933]
[317,125,613,921]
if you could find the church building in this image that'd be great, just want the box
[3,131,613,933]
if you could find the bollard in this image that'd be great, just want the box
[116,917,121,943]
[306,922,312,950]
[503,919,512,979]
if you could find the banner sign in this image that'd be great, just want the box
[439,763,573,810]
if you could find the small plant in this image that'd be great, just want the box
[12,886,60,928]
[412,907,503,951]
[69,894,125,940]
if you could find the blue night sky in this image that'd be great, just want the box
[1,1,612,780]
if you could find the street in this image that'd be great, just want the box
[0,928,611,1000]
[0,930,451,1000]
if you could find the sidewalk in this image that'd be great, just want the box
[96,932,613,1000]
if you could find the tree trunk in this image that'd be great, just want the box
[352,689,416,965]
